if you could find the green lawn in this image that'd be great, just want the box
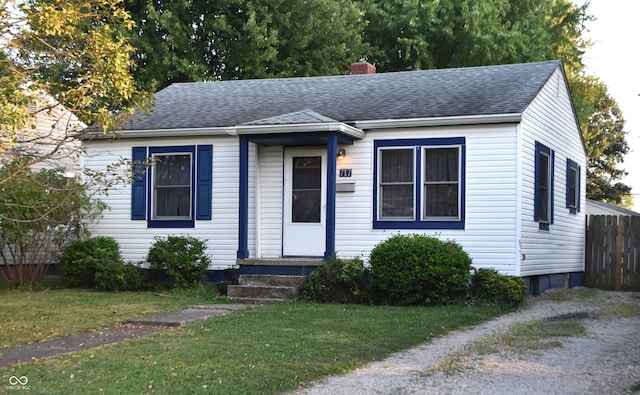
[0,284,224,348]
[1,287,507,395]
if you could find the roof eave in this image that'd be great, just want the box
[355,113,523,130]
[80,127,235,140]
[235,122,365,139]
[81,122,366,140]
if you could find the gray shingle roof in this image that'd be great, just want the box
[123,60,562,131]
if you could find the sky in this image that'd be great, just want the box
[580,0,640,211]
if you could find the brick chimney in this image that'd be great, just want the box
[350,62,376,75]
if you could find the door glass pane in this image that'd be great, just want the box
[292,156,321,223]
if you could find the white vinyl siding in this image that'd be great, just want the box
[83,136,240,270]
[333,124,520,275]
[256,146,284,258]
[519,68,586,276]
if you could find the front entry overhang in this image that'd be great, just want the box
[236,111,365,260]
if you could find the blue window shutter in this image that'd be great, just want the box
[577,165,581,212]
[131,147,147,220]
[550,150,555,224]
[534,142,541,222]
[565,158,572,209]
[196,145,213,220]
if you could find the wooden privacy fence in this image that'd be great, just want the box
[585,215,640,291]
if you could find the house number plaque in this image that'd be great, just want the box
[339,169,352,178]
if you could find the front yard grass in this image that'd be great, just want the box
[0,283,225,348]
[1,290,507,395]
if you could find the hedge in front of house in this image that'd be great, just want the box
[58,236,123,288]
[299,255,368,304]
[469,268,526,308]
[368,234,472,306]
[58,236,147,291]
[146,235,211,288]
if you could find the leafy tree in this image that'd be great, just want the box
[1,0,150,184]
[568,73,630,205]
[1,0,151,284]
[122,0,630,205]
[358,0,631,205]
[358,0,590,72]
[0,163,106,286]
[125,0,367,89]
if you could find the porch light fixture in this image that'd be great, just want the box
[337,148,346,158]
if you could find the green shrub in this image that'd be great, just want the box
[299,256,368,303]
[469,268,526,308]
[146,235,211,288]
[368,234,472,305]
[58,237,122,288]
[94,261,148,292]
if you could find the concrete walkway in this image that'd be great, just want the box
[0,304,254,368]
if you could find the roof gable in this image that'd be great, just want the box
[124,60,563,131]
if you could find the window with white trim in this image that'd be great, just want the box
[379,148,415,219]
[374,138,465,230]
[423,147,460,220]
[131,145,212,228]
[152,152,192,220]
[566,158,580,214]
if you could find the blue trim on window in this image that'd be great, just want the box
[148,219,195,228]
[373,137,465,230]
[196,145,213,220]
[534,142,554,230]
[133,145,213,228]
[131,147,148,220]
[147,145,196,229]
[566,158,580,215]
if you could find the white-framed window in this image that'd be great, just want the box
[131,145,213,228]
[422,146,461,220]
[152,152,192,220]
[379,147,415,220]
[374,137,465,230]
[566,158,580,214]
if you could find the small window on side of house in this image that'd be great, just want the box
[534,141,554,230]
[566,158,580,214]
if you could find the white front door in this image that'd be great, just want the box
[283,149,326,256]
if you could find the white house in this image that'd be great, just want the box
[82,60,587,294]
[1,91,84,175]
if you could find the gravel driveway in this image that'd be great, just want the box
[293,288,640,395]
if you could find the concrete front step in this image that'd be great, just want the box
[238,274,305,287]
[227,284,298,299]
[227,296,290,305]
[228,274,305,304]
